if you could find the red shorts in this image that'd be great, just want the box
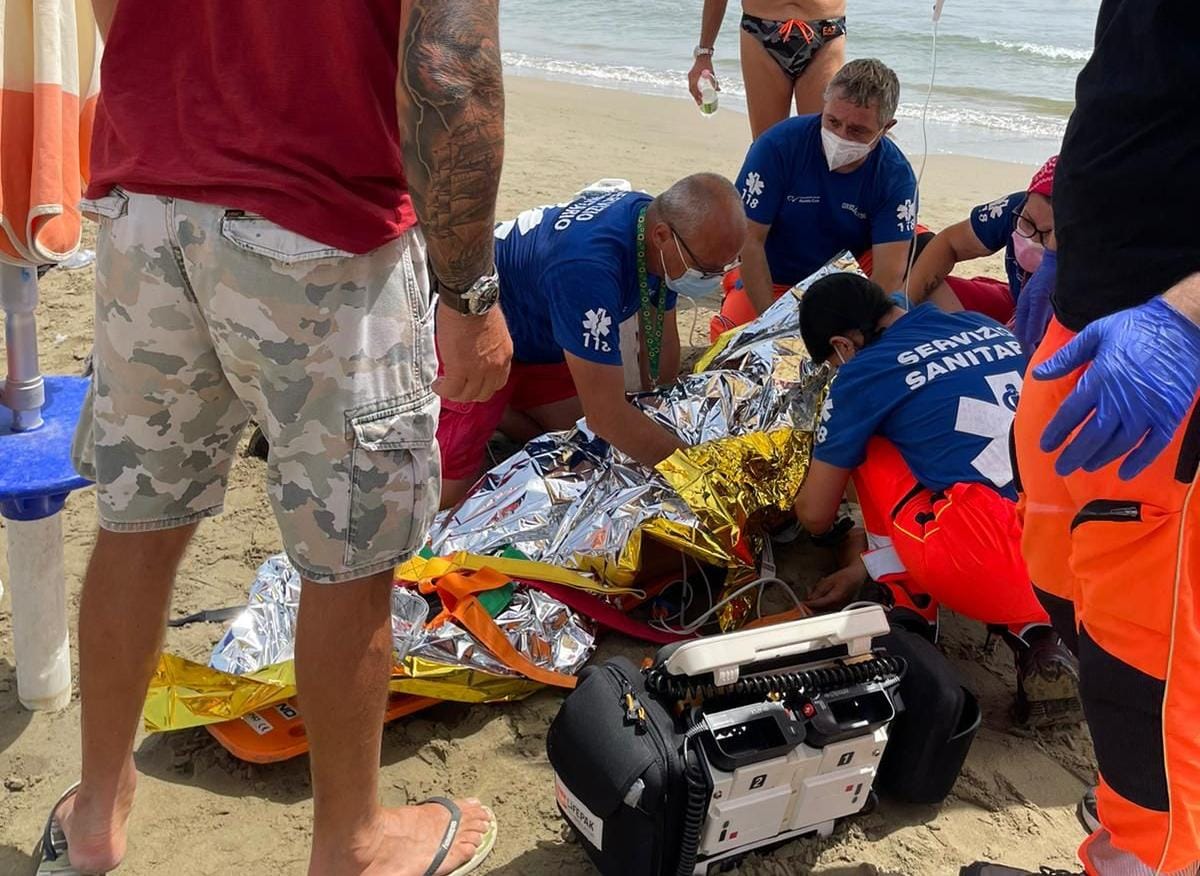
[437,360,578,480]
[945,275,1016,325]
[855,224,931,277]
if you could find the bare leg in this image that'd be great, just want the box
[525,396,583,433]
[500,397,581,444]
[793,35,845,116]
[927,281,965,312]
[298,572,490,876]
[740,29,796,139]
[497,406,543,445]
[440,476,477,511]
[58,525,198,873]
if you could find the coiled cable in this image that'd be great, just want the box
[645,653,905,703]
[675,723,711,876]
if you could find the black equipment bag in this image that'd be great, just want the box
[547,657,686,876]
[547,622,978,876]
[874,627,981,804]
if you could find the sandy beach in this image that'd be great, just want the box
[0,75,1087,875]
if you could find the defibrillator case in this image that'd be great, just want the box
[875,627,981,804]
[548,610,980,876]
[548,656,687,876]
[547,608,908,876]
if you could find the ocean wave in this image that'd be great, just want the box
[502,52,1067,139]
[844,24,1092,63]
[501,52,751,96]
[895,103,1067,139]
[930,83,1076,117]
[973,38,1091,61]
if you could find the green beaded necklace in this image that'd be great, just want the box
[636,206,666,383]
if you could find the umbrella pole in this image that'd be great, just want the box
[1,263,46,432]
[0,263,76,710]
[6,514,72,710]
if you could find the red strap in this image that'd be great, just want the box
[516,577,693,645]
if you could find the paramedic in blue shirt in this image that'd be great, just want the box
[437,174,747,508]
[734,58,918,319]
[907,155,1059,353]
[794,272,1080,726]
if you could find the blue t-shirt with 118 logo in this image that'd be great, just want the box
[813,304,1028,499]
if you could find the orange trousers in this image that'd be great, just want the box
[853,437,1049,632]
[1016,319,1200,875]
[709,268,791,342]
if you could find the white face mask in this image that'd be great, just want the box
[660,241,725,299]
[822,126,878,172]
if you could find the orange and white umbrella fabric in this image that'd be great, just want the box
[0,0,100,266]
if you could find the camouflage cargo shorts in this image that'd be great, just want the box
[72,188,440,583]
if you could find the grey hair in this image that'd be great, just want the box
[653,172,743,239]
[824,58,900,127]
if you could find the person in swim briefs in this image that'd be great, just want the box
[688,0,847,138]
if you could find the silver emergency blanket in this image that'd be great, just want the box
[411,587,594,679]
[209,553,595,679]
[210,554,300,675]
[206,253,854,680]
[425,253,856,579]
[702,251,858,374]
[426,378,749,568]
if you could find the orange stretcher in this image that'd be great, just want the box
[207,692,441,764]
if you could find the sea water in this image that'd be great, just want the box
[499,0,1100,163]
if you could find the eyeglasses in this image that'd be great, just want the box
[669,224,741,279]
[1014,211,1052,245]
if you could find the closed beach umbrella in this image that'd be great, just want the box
[1,0,100,265]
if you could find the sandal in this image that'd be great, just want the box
[419,797,498,876]
[32,782,101,875]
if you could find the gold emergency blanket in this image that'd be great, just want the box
[143,655,546,734]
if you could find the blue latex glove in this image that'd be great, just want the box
[1015,248,1056,354]
[1036,296,1200,480]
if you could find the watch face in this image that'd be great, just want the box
[465,275,501,314]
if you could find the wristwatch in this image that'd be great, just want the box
[434,269,500,316]
[693,45,714,58]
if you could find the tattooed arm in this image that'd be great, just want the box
[398,0,504,290]
[398,0,513,402]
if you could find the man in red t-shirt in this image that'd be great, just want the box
[37,2,511,874]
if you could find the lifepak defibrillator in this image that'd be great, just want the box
[547,606,910,876]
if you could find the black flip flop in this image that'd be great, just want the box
[419,797,497,876]
[32,782,102,875]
